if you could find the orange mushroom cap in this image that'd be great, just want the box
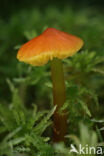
[17,28,84,66]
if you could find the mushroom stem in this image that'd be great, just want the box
[51,58,67,142]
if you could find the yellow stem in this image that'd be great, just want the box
[51,58,67,142]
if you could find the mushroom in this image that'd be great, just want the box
[17,28,84,142]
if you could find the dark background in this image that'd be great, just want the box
[0,0,104,102]
[0,0,104,18]
[0,0,104,154]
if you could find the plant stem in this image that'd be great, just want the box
[51,58,67,142]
